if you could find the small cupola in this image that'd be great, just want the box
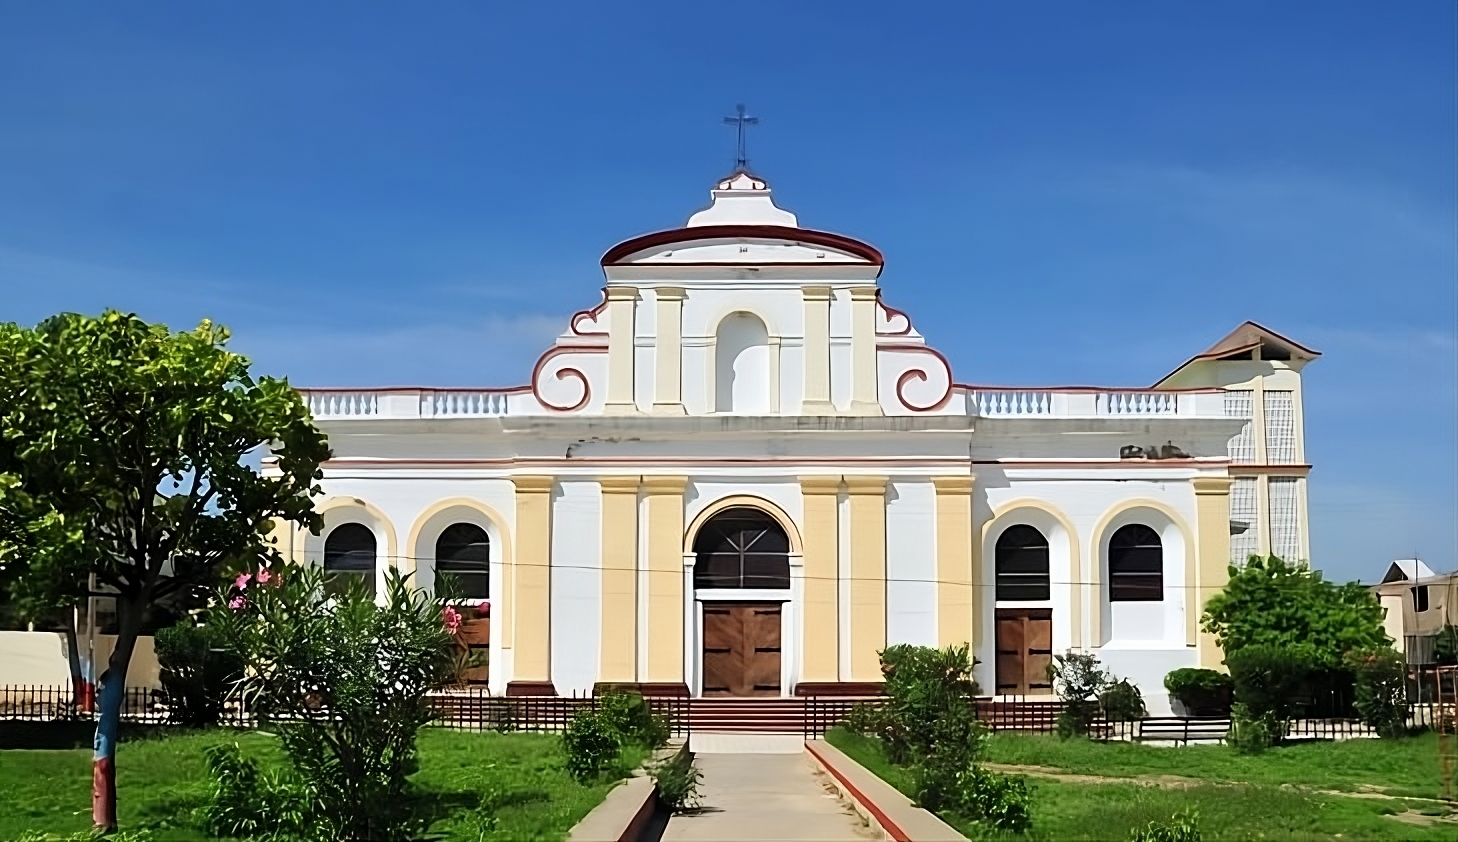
[686,172,799,228]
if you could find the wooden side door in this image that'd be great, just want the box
[744,604,782,697]
[702,605,740,697]
[994,608,1054,696]
[701,603,782,697]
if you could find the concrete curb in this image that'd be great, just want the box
[567,740,689,842]
[804,739,967,842]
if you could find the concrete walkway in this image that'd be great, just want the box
[660,752,880,841]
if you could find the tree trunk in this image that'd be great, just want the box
[93,600,140,831]
[64,610,93,712]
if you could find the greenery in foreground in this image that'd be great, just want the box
[826,728,1453,841]
[0,728,647,842]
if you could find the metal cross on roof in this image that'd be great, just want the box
[723,103,759,172]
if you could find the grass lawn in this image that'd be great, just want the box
[0,727,648,841]
[826,728,1454,841]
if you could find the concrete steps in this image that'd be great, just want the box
[687,697,886,734]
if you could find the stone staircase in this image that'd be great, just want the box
[687,696,885,734]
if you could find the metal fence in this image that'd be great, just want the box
[0,684,691,736]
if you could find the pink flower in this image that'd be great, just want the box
[228,596,246,611]
[442,606,462,633]
[234,572,251,590]
[255,568,273,585]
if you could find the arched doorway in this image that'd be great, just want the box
[692,507,791,697]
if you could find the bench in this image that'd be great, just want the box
[1136,716,1231,745]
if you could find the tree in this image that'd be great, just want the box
[1200,555,1389,671]
[0,311,328,830]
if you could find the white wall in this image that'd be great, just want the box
[886,480,937,647]
[550,481,602,696]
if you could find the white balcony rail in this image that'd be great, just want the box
[969,388,1223,419]
[301,389,515,419]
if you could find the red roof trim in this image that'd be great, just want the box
[600,225,884,266]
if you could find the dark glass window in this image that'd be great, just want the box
[996,525,1050,601]
[1109,524,1163,602]
[436,523,490,600]
[324,523,376,598]
[693,507,790,590]
[1414,585,1430,613]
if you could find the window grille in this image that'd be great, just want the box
[1228,477,1259,566]
[1263,391,1296,463]
[1224,390,1255,464]
[1108,524,1163,601]
[1267,477,1301,562]
[995,525,1051,601]
[436,522,490,599]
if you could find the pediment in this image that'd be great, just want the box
[601,225,882,267]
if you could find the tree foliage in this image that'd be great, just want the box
[0,310,328,828]
[1200,556,1389,670]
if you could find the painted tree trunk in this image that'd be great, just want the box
[92,603,139,831]
[64,612,94,712]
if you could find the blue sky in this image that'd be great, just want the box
[1,2,1453,583]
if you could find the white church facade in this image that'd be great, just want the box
[272,172,1319,712]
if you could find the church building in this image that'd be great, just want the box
[275,171,1319,713]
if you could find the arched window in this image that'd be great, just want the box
[995,525,1050,601]
[1109,524,1163,602]
[693,507,790,589]
[436,523,490,600]
[715,312,771,414]
[324,523,376,598]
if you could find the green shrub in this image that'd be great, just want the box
[1435,625,1458,665]
[914,761,1031,833]
[597,691,670,749]
[154,621,244,727]
[1345,647,1408,738]
[200,742,316,841]
[1163,668,1233,715]
[1052,652,1111,737]
[1226,644,1308,723]
[878,643,981,764]
[562,709,624,783]
[1130,808,1200,842]
[843,698,891,738]
[652,751,703,813]
[1100,679,1148,721]
[1228,702,1280,754]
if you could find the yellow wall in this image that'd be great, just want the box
[1193,477,1234,668]
[846,476,887,680]
[598,477,640,683]
[511,476,554,683]
[643,476,687,683]
[934,476,975,650]
[799,477,841,682]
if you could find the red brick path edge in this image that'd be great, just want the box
[803,739,968,842]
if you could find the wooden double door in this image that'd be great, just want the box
[702,602,782,697]
[995,608,1054,696]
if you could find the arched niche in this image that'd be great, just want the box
[714,312,771,414]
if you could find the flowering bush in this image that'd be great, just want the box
[1052,652,1111,737]
[209,563,454,841]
